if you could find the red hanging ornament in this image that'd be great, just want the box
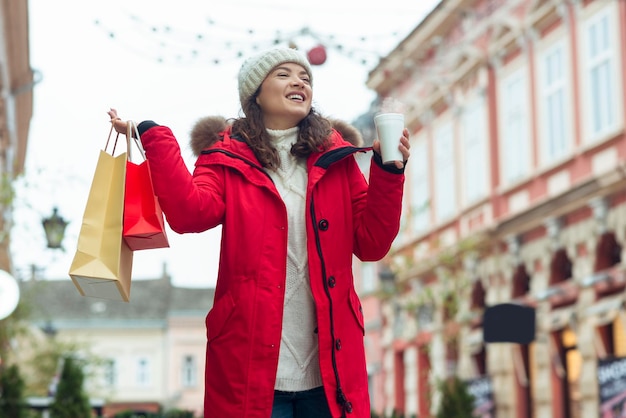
[307,44,327,65]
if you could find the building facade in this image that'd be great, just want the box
[0,0,34,272]
[20,270,214,417]
[365,0,626,417]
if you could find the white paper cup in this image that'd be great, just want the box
[374,113,405,164]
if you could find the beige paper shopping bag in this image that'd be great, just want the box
[69,127,133,302]
[123,121,169,251]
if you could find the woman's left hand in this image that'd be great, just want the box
[107,108,131,135]
[372,128,411,169]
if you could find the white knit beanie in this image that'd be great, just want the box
[238,47,313,109]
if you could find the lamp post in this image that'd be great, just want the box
[42,207,68,249]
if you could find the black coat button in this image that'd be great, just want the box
[318,219,329,230]
[328,276,336,288]
[335,339,342,350]
[345,402,353,413]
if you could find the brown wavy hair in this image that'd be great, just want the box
[230,94,333,170]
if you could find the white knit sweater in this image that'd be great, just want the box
[266,127,322,391]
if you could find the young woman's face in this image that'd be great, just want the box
[255,63,312,130]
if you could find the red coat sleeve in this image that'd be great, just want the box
[352,157,405,261]
[140,125,226,233]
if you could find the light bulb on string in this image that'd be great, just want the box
[93,11,403,68]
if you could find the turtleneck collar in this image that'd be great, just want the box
[267,126,299,148]
[267,126,298,140]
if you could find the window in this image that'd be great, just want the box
[394,351,406,413]
[404,347,418,416]
[416,303,434,329]
[409,137,430,233]
[445,337,459,377]
[182,355,198,387]
[136,357,151,387]
[470,280,486,310]
[539,40,570,164]
[434,121,456,221]
[555,329,581,417]
[103,358,117,387]
[417,345,431,416]
[549,248,572,285]
[594,231,622,271]
[500,67,530,184]
[583,7,618,141]
[360,262,377,294]
[511,264,531,299]
[461,96,488,204]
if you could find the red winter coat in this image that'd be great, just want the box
[138,118,404,418]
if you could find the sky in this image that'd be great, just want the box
[13,0,439,289]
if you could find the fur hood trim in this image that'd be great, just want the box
[189,116,363,156]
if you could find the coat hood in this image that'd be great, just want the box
[190,116,364,156]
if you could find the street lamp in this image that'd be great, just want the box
[42,207,68,249]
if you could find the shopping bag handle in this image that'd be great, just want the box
[105,124,122,155]
[104,121,146,160]
[126,121,146,161]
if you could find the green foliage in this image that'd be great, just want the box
[436,376,475,418]
[0,299,33,365]
[0,172,15,208]
[112,409,199,418]
[163,410,196,418]
[114,410,160,418]
[0,364,27,418]
[370,411,417,418]
[25,337,95,397]
[49,356,91,418]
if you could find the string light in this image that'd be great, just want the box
[93,13,406,67]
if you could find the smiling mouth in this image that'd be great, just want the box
[287,94,305,102]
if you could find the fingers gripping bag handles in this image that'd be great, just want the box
[122,121,169,251]
[69,124,133,302]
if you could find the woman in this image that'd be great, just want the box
[109,46,410,418]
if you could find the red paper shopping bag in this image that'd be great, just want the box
[123,122,170,251]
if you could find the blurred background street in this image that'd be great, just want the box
[6,0,626,417]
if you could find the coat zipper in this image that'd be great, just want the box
[310,194,350,417]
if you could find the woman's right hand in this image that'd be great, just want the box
[107,108,129,135]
